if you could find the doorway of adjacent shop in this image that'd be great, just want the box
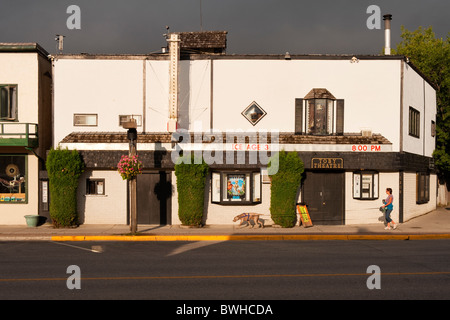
[301,171,344,225]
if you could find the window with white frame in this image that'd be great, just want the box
[353,171,379,200]
[0,85,18,121]
[74,114,98,126]
[211,171,261,204]
[119,115,142,127]
[86,179,105,195]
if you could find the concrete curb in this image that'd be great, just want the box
[0,236,52,241]
[44,234,450,241]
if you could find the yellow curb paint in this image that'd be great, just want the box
[48,234,450,241]
[347,234,410,240]
[408,234,450,240]
[51,235,351,241]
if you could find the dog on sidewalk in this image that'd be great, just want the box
[233,213,264,228]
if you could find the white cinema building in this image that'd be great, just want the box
[50,26,437,227]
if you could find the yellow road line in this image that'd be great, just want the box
[1,271,450,282]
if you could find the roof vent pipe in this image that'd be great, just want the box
[383,14,392,55]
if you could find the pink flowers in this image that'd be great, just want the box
[117,154,143,180]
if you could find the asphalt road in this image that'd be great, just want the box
[1,240,449,302]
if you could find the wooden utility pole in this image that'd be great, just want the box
[129,139,137,234]
[124,119,138,234]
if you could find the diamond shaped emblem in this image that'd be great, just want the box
[241,101,267,126]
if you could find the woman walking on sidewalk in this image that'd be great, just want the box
[383,188,397,230]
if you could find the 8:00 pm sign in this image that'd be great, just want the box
[351,145,382,152]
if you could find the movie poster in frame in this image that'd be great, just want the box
[226,174,246,200]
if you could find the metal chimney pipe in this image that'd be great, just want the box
[383,14,392,55]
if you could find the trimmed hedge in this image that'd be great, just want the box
[174,155,209,227]
[269,151,304,227]
[46,148,84,228]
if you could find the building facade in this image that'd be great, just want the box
[52,32,437,226]
[0,43,52,224]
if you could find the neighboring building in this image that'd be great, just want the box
[53,30,437,226]
[0,43,52,224]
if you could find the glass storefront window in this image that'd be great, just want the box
[0,155,27,203]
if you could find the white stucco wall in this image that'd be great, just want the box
[402,62,436,157]
[54,57,437,157]
[54,58,214,145]
[0,53,39,123]
[77,170,127,224]
[403,172,437,221]
[53,59,145,145]
[145,59,212,132]
[345,172,399,225]
[145,60,169,132]
[212,59,402,151]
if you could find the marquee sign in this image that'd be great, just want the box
[311,158,343,169]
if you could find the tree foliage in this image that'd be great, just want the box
[394,26,450,181]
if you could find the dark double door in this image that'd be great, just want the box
[302,172,344,225]
[136,171,172,225]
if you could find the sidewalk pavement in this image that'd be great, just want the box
[1,207,450,241]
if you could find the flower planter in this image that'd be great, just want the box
[117,154,142,180]
[24,215,39,227]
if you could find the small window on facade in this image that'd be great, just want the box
[431,120,436,137]
[119,115,142,127]
[86,179,105,195]
[0,155,26,203]
[241,101,267,126]
[296,96,344,135]
[211,171,261,204]
[306,98,334,135]
[74,114,98,126]
[0,85,18,121]
[416,172,430,204]
[409,107,420,138]
[353,171,379,200]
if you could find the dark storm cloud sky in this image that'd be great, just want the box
[1,0,448,55]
